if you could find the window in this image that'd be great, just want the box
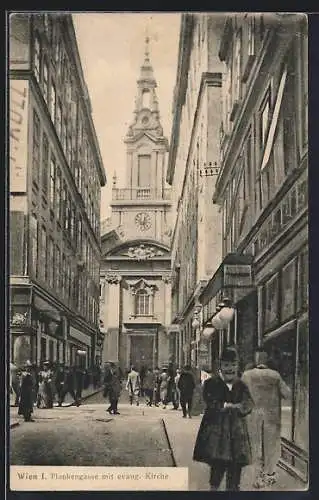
[56,100,62,137]
[55,167,61,220]
[43,58,49,104]
[142,89,151,109]
[50,80,56,122]
[137,154,151,187]
[248,15,255,56]
[40,226,47,281]
[56,246,61,290]
[32,111,41,184]
[264,273,279,331]
[30,214,38,277]
[49,340,54,362]
[34,35,41,81]
[298,247,309,311]
[41,337,47,362]
[42,133,49,195]
[48,237,54,288]
[260,88,271,149]
[281,259,296,321]
[62,254,66,296]
[233,30,242,103]
[135,290,151,316]
[50,156,56,208]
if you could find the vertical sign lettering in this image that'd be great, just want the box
[10,79,29,192]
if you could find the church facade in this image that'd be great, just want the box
[100,38,173,372]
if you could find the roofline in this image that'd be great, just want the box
[66,15,107,186]
[104,238,171,256]
[166,13,194,185]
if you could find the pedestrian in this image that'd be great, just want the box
[58,365,77,406]
[153,367,161,406]
[103,362,114,412]
[74,366,84,406]
[173,368,181,410]
[55,363,65,406]
[241,349,291,488]
[178,365,195,418]
[37,361,54,408]
[167,362,175,405]
[10,362,21,406]
[140,365,147,397]
[126,366,141,406]
[108,362,121,415]
[143,368,155,406]
[193,346,254,491]
[18,360,35,422]
[159,367,169,409]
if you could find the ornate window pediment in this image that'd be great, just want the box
[124,244,164,261]
[129,278,157,296]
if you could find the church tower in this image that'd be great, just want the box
[110,36,172,244]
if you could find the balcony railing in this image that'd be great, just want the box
[112,187,171,201]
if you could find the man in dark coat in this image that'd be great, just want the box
[57,366,77,406]
[178,365,196,418]
[108,362,122,415]
[193,346,254,491]
[18,360,35,422]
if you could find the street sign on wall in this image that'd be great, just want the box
[10,79,29,193]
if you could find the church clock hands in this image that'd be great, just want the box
[135,212,151,231]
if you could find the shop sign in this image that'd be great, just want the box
[69,326,92,347]
[224,264,252,287]
[167,324,180,334]
[10,80,29,193]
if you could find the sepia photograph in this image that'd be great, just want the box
[8,11,308,492]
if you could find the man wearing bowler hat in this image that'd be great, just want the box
[193,346,254,491]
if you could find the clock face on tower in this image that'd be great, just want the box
[135,212,151,231]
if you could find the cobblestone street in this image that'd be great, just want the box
[10,393,174,467]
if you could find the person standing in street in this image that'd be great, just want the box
[18,360,35,422]
[58,365,77,406]
[178,365,195,418]
[10,362,21,407]
[143,368,155,406]
[126,366,141,406]
[74,366,84,406]
[173,368,181,410]
[159,367,169,409]
[37,361,54,408]
[241,349,291,488]
[193,347,254,491]
[108,362,122,415]
[153,367,161,406]
[103,362,114,413]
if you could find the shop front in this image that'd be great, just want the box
[199,253,255,374]
[68,326,92,369]
[256,241,309,483]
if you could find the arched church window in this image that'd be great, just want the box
[136,289,151,315]
[142,89,151,109]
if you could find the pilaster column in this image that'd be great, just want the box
[105,273,122,362]
[257,285,263,347]
[162,273,172,326]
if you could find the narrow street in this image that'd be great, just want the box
[10,392,174,467]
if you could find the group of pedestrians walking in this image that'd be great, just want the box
[10,360,102,422]
[102,362,197,417]
[193,346,291,491]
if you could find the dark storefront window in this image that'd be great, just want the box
[294,317,309,452]
[41,337,47,362]
[49,340,54,362]
[264,274,279,331]
[281,259,297,321]
[265,328,296,442]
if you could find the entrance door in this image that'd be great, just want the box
[130,335,154,371]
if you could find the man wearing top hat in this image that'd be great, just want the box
[193,346,254,491]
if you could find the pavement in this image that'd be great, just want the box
[9,384,103,428]
[9,391,307,491]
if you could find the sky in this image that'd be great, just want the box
[72,13,181,221]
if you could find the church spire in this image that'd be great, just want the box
[138,33,156,86]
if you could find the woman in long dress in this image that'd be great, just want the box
[126,366,141,406]
[37,362,54,408]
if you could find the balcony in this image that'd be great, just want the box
[111,187,171,202]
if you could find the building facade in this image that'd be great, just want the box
[100,39,173,372]
[9,13,107,369]
[167,14,225,370]
[200,14,308,482]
